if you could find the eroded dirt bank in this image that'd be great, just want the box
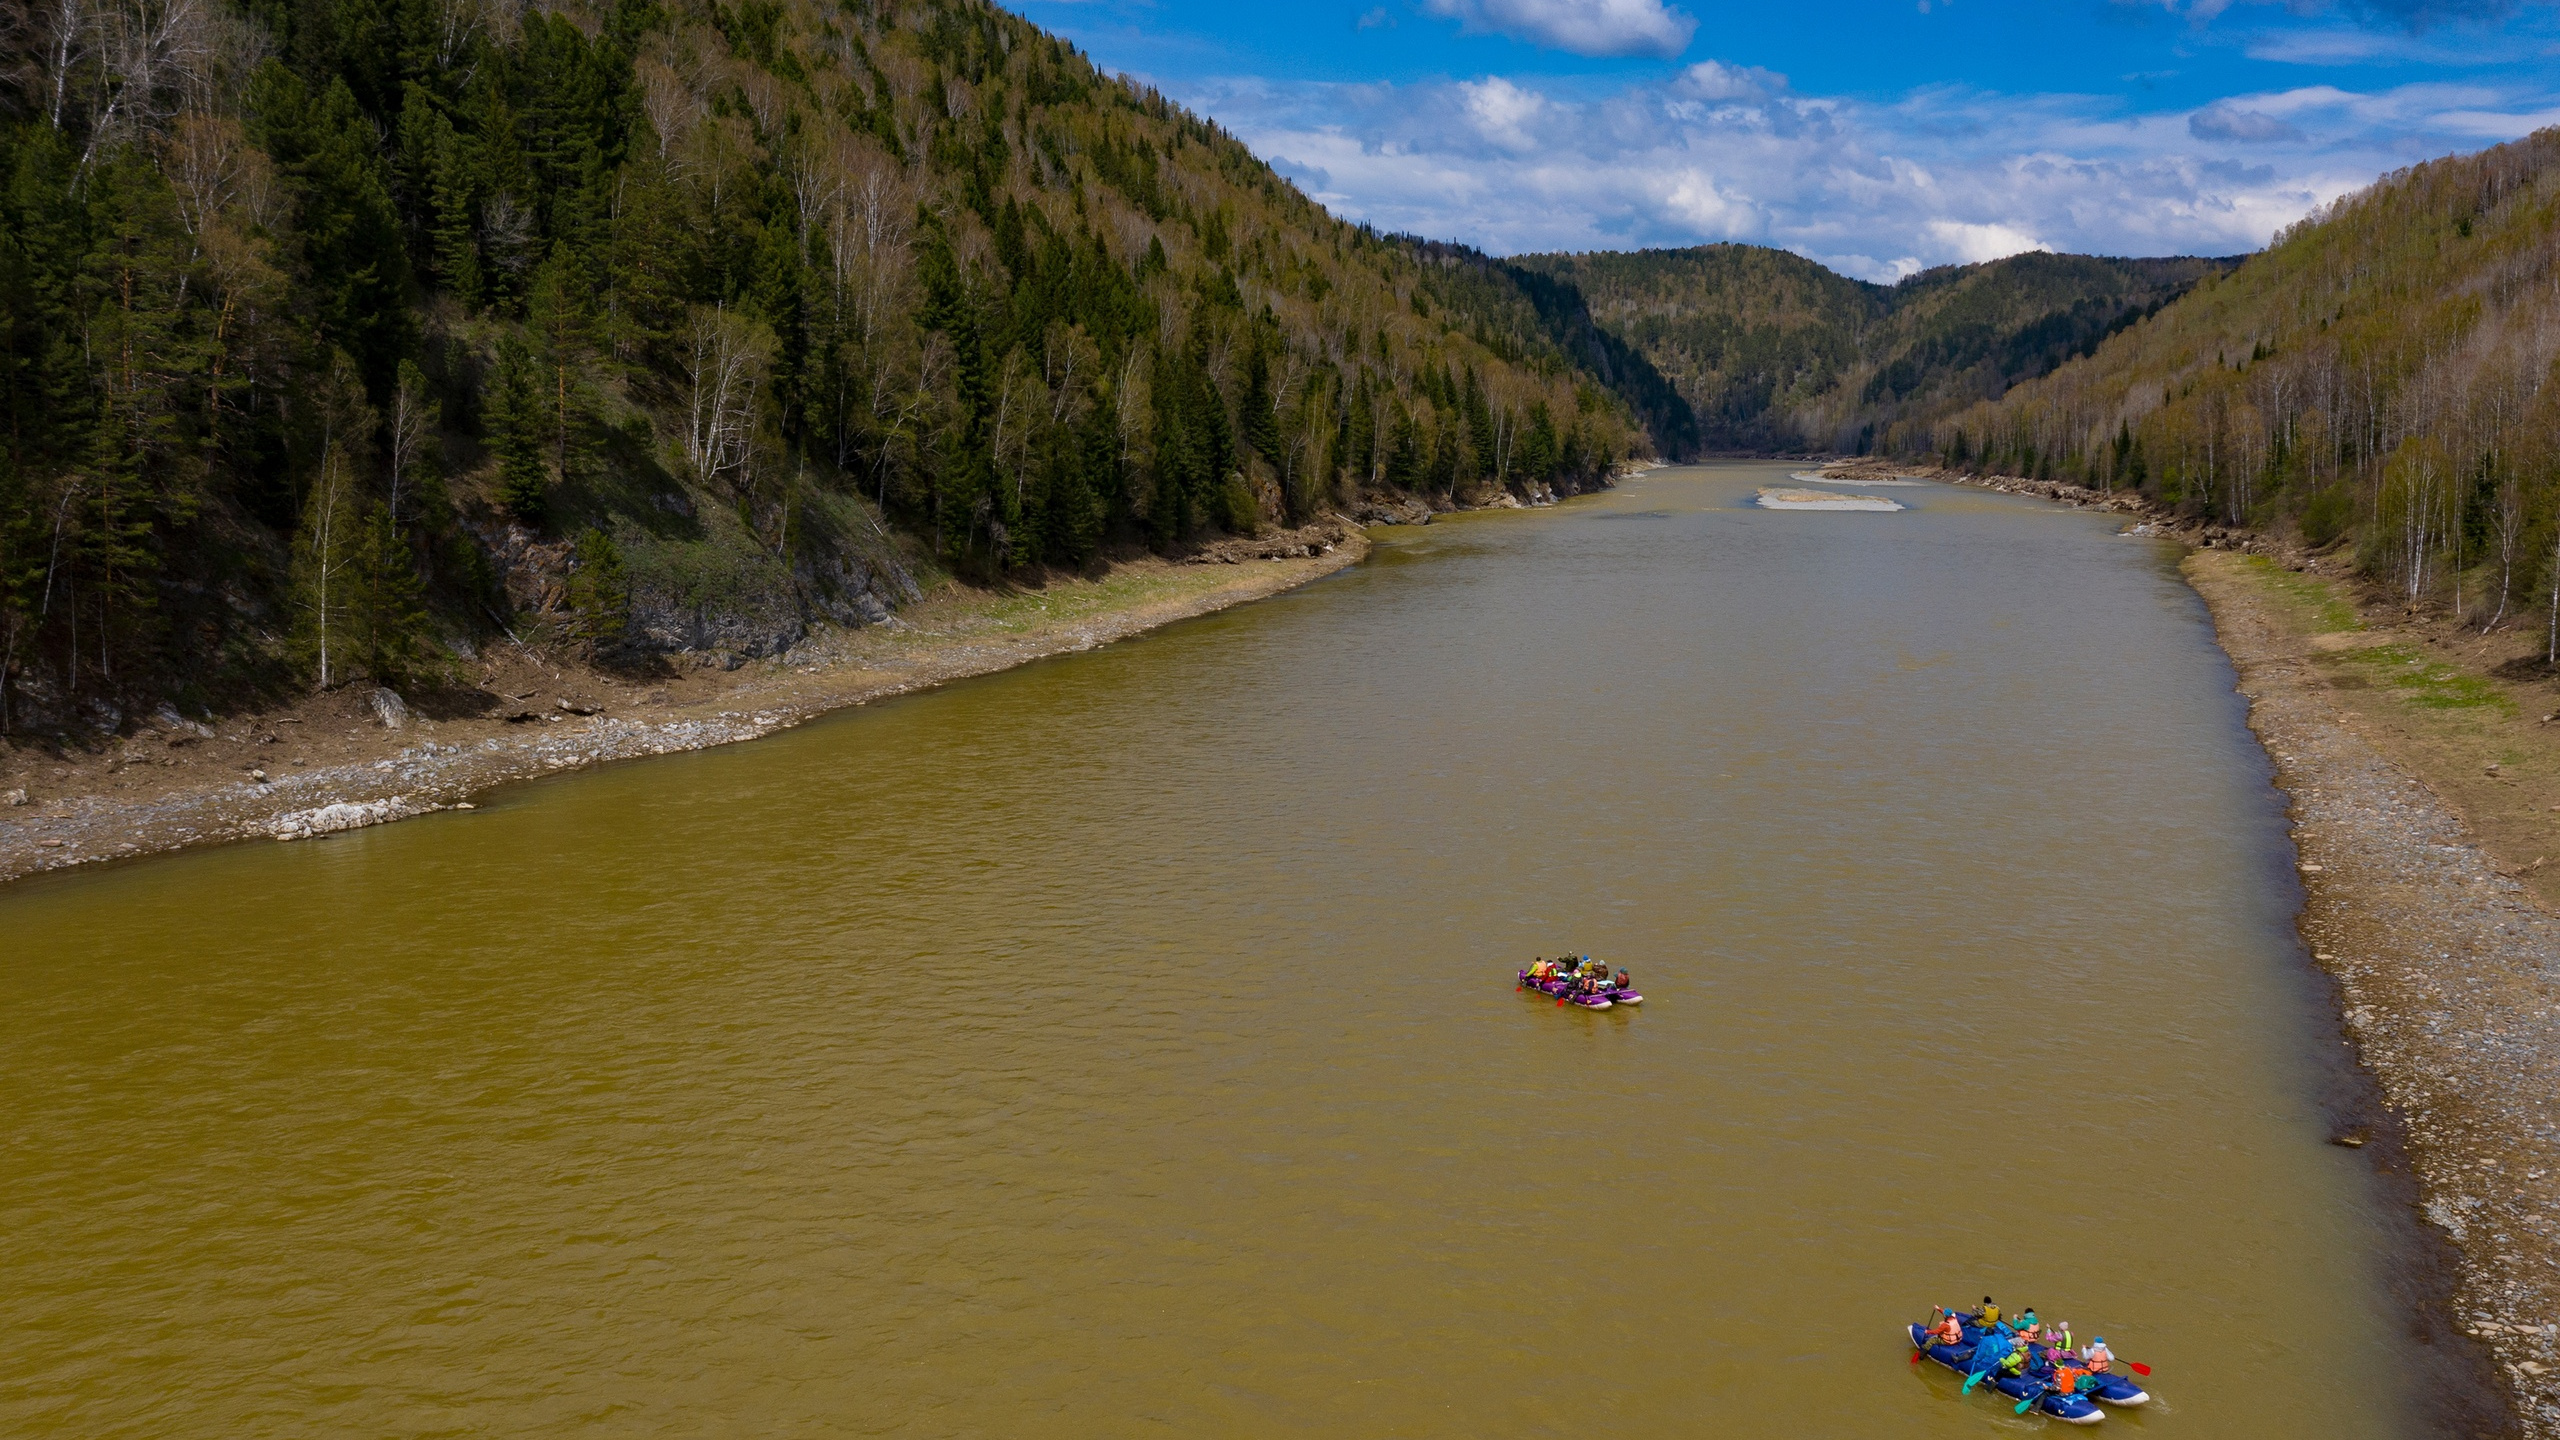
[0,523,1366,885]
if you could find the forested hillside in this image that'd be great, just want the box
[1514,245,2228,453]
[0,0,1646,734]
[1905,130,2560,633]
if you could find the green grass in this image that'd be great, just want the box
[2334,643,2516,713]
[883,561,1272,644]
[2235,554,2362,632]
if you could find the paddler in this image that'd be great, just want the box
[1528,957,1553,981]
[1961,1327,2014,1393]
[2083,1337,2113,1374]
[1930,1308,1965,1348]
[1970,1296,2001,1327]
[1613,967,1632,991]
[2014,1309,2042,1344]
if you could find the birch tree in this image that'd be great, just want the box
[683,305,775,497]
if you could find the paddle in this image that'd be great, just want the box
[2128,1360,2153,1377]
[2013,1381,2052,1416]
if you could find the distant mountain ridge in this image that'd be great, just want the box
[1510,245,2236,456]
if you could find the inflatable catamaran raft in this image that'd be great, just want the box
[1516,956,1641,1009]
[1906,1313,2152,1425]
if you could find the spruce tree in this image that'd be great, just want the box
[569,526,630,649]
[525,244,597,487]
[491,334,549,521]
[351,504,435,687]
[1241,340,1281,462]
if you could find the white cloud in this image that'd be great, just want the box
[1925,220,2050,263]
[1459,76,1548,150]
[1189,67,2556,275]
[1421,0,1697,58]
[1677,59,1784,102]
[2189,99,2308,141]
[1664,171,1763,234]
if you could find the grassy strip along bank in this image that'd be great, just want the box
[1838,457,2560,1435]
[0,523,1366,887]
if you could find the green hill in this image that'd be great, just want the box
[1904,128,2560,620]
[1515,245,2230,454]
[0,0,1646,731]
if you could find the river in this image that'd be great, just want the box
[1,463,2446,1435]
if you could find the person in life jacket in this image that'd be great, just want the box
[2014,1309,2040,1342]
[2083,1337,2112,1374]
[1528,958,1553,981]
[2050,1320,2073,1354]
[1931,1309,1965,1348]
[1972,1297,2001,1327]
[1613,968,1631,990]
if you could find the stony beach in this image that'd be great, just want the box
[0,524,1366,886]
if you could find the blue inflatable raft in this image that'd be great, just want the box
[1906,1321,2148,1424]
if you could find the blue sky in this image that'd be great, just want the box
[1008,0,2560,279]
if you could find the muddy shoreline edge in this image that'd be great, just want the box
[0,522,1382,887]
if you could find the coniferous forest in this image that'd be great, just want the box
[6,0,2557,737]
[0,0,1651,732]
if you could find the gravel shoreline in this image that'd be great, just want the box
[0,530,1368,886]
[2194,551,2553,1438]
[1830,458,2552,1434]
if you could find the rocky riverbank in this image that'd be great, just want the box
[1827,456,2560,1435]
[2190,549,2557,1438]
[0,521,1367,886]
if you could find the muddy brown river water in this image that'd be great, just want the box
[1,464,2459,1434]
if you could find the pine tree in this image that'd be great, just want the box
[76,148,195,691]
[525,243,597,486]
[1241,338,1281,461]
[1465,367,1496,479]
[350,504,435,687]
[491,334,549,521]
[0,460,42,734]
[568,525,630,649]
[250,64,416,386]
[425,110,484,307]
